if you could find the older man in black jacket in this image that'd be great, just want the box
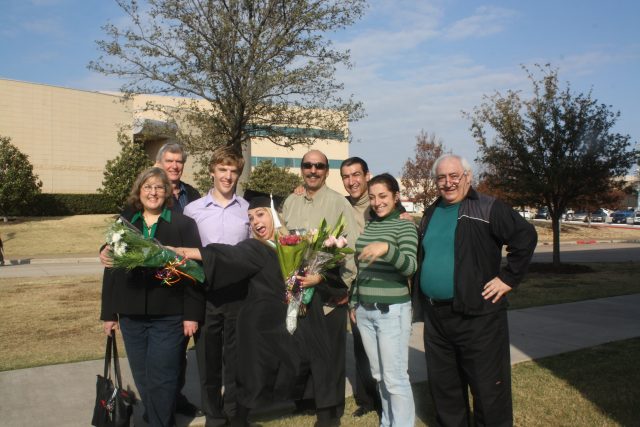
[412,154,537,427]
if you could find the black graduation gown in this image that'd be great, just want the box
[200,239,299,408]
[200,239,348,412]
[293,270,348,412]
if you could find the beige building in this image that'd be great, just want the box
[0,78,350,195]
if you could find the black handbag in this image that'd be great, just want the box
[91,331,135,427]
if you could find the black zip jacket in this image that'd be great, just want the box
[411,188,537,320]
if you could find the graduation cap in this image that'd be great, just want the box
[243,189,284,228]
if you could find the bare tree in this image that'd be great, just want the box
[89,0,366,158]
[401,130,446,210]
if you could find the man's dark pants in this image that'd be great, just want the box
[423,303,513,427]
[350,317,382,413]
[196,299,242,426]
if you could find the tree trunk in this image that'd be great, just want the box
[552,215,561,266]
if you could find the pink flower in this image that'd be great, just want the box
[323,235,338,247]
[336,236,348,248]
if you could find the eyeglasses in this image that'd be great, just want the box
[301,162,328,170]
[141,184,166,193]
[436,171,467,186]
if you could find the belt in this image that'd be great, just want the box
[359,302,390,313]
[427,297,453,307]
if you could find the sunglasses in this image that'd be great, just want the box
[301,162,328,170]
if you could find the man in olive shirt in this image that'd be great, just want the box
[281,150,359,284]
[281,150,359,426]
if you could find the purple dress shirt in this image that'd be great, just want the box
[183,192,250,246]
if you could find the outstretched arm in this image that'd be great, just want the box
[171,246,202,261]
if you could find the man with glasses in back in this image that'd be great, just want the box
[281,149,359,426]
[412,154,537,427]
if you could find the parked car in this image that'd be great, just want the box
[611,210,635,224]
[588,209,609,223]
[573,211,588,222]
[634,211,640,225]
[562,209,575,221]
[534,207,550,220]
[518,209,531,219]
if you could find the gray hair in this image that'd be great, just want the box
[432,154,473,177]
[156,142,187,163]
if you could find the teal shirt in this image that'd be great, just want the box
[420,201,459,300]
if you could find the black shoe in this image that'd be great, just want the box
[352,406,374,417]
[176,399,204,417]
[205,416,230,427]
[292,399,316,416]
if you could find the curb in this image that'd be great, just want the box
[537,239,640,246]
[4,257,99,266]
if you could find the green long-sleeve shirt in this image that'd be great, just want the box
[352,210,418,305]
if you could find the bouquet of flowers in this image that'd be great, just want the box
[276,214,354,334]
[105,218,205,285]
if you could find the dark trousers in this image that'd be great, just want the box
[176,335,191,405]
[119,314,184,427]
[350,317,382,412]
[196,300,241,425]
[423,304,513,427]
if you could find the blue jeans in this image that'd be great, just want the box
[356,302,414,427]
[119,314,184,427]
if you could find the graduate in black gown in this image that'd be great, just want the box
[175,194,349,427]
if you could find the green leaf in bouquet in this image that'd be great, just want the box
[331,213,346,238]
[276,236,309,280]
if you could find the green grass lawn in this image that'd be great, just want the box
[199,338,640,427]
[1,263,638,371]
[509,262,640,309]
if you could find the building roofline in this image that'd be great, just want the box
[0,76,124,99]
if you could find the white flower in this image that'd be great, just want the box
[113,242,128,257]
[111,231,122,243]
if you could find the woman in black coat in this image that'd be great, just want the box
[101,167,204,427]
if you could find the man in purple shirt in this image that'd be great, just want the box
[184,146,250,427]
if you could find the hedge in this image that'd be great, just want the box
[28,194,117,216]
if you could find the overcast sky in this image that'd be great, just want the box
[1,0,639,176]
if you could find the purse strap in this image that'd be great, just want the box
[103,333,113,379]
[103,331,124,389]
[111,331,124,388]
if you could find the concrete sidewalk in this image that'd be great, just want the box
[1,293,639,427]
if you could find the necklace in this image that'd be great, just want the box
[143,213,160,228]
